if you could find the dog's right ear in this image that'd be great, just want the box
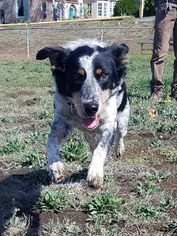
[36,47,70,71]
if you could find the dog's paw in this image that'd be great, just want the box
[86,166,103,189]
[49,161,64,183]
[116,142,125,157]
[117,147,125,157]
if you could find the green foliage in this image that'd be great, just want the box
[159,198,175,212]
[136,198,175,220]
[146,170,171,183]
[62,219,81,234]
[1,116,11,124]
[136,181,161,196]
[149,139,162,148]
[0,138,25,155]
[24,131,47,144]
[61,134,89,162]
[136,203,163,219]
[165,219,177,231]
[161,150,177,164]
[84,192,125,215]
[114,0,139,17]
[23,151,47,168]
[5,208,29,234]
[38,189,70,212]
[144,0,155,17]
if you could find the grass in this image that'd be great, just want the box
[1,54,177,235]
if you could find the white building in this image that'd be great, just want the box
[83,0,116,18]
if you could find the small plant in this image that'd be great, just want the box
[39,110,53,120]
[61,135,89,162]
[23,151,47,167]
[24,131,47,144]
[159,198,175,212]
[136,203,162,220]
[136,181,161,196]
[104,174,113,183]
[62,219,81,234]
[161,149,177,164]
[150,139,162,148]
[38,189,70,212]
[86,214,105,234]
[5,208,29,234]
[0,138,25,155]
[164,219,177,231]
[39,110,53,126]
[146,170,171,182]
[1,116,11,123]
[84,192,125,215]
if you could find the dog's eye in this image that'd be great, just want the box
[73,73,83,83]
[73,68,86,82]
[73,73,80,81]
[96,68,108,80]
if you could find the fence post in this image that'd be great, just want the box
[100,28,104,42]
[26,27,30,59]
[139,0,144,18]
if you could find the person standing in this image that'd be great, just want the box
[150,0,177,100]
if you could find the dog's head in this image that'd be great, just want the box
[36,39,129,130]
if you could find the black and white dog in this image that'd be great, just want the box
[36,39,130,189]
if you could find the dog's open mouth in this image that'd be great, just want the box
[81,117,99,130]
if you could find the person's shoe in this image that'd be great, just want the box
[170,87,177,100]
[150,87,163,101]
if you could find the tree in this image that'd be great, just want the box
[114,0,139,17]
[144,0,155,16]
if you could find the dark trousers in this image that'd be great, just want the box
[150,2,177,91]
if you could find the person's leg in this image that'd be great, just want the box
[150,3,176,99]
[171,5,177,99]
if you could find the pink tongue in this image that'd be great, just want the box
[82,117,99,129]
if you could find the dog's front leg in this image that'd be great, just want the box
[86,126,115,189]
[47,120,72,183]
[115,102,130,157]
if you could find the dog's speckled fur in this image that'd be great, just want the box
[36,39,130,189]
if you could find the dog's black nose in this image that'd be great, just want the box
[84,102,99,116]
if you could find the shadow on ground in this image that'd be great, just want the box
[0,167,50,236]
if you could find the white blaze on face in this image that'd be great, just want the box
[79,53,97,77]
[71,52,103,130]
[78,52,101,102]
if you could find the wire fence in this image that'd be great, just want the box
[0,24,154,60]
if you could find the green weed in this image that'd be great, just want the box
[38,188,70,212]
[84,192,125,215]
[161,150,177,164]
[164,219,177,231]
[136,203,163,220]
[136,181,161,196]
[150,139,162,148]
[1,117,11,124]
[159,198,176,212]
[62,219,81,234]
[5,208,29,235]
[0,138,25,155]
[24,131,47,144]
[61,134,89,163]
[146,170,171,182]
[23,151,47,168]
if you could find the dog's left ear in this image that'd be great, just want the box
[110,43,129,65]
